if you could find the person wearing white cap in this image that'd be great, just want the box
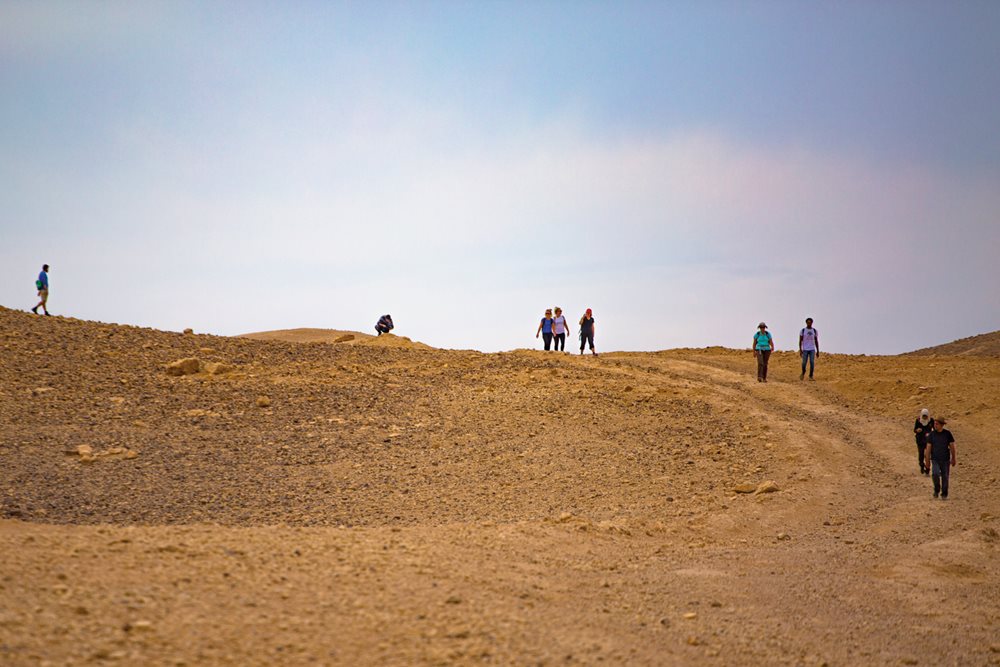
[752,322,774,382]
[913,408,933,475]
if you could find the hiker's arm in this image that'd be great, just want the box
[815,333,819,355]
[950,442,956,466]
[536,321,542,337]
[799,334,803,352]
[924,443,931,468]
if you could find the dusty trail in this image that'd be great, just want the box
[1,308,998,665]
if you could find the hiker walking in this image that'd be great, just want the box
[914,408,933,475]
[31,264,50,316]
[799,317,819,380]
[535,308,555,351]
[552,307,569,352]
[752,322,774,382]
[924,418,956,499]
[578,308,596,356]
[375,314,394,336]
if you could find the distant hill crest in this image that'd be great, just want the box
[906,330,1000,357]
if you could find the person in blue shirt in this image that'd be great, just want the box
[752,322,774,382]
[31,264,50,316]
[535,308,554,350]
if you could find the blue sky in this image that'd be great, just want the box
[2,1,998,353]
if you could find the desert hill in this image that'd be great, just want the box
[906,329,1000,357]
[241,327,434,350]
[1,305,999,665]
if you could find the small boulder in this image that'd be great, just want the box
[733,484,757,494]
[183,328,194,335]
[334,334,355,344]
[165,358,201,376]
[256,396,272,408]
[203,362,234,375]
[755,480,780,494]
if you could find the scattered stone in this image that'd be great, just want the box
[334,334,355,343]
[256,396,272,408]
[126,620,153,632]
[683,612,698,620]
[777,532,791,541]
[184,409,221,418]
[165,358,201,376]
[755,480,780,494]
[124,450,139,460]
[76,445,93,457]
[198,347,216,354]
[445,595,462,605]
[733,484,757,494]
[183,328,194,335]
[203,362,234,375]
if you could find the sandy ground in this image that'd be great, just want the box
[1,307,998,666]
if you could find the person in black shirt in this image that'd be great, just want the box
[578,308,596,356]
[375,314,394,336]
[923,418,956,499]
[913,408,933,475]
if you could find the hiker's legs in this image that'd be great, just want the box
[801,350,814,377]
[542,333,552,351]
[759,350,771,381]
[555,333,565,351]
[931,460,943,495]
[584,332,595,352]
[35,289,48,314]
[917,442,927,473]
[938,460,950,496]
[755,351,763,381]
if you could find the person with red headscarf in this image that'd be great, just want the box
[578,308,596,356]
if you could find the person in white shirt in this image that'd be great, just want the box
[551,307,570,352]
[798,317,819,380]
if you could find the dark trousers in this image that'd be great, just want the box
[932,460,950,497]
[542,332,553,350]
[580,331,594,351]
[755,350,771,380]
[917,441,927,473]
[554,333,566,351]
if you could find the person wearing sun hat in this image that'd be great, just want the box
[913,408,933,475]
[578,308,596,356]
[752,322,774,382]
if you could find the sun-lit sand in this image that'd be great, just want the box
[2,306,998,665]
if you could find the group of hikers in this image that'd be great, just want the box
[750,318,820,382]
[25,265,960,498]
[535,306,597,355]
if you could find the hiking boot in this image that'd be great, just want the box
[933,492,939,498]
[799,372,804,380]
[31,306,37,314]
[44,312,51,316]
[941,494,948,499]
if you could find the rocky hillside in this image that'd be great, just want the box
[1,306,998,666]
[906,329,1000,357]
